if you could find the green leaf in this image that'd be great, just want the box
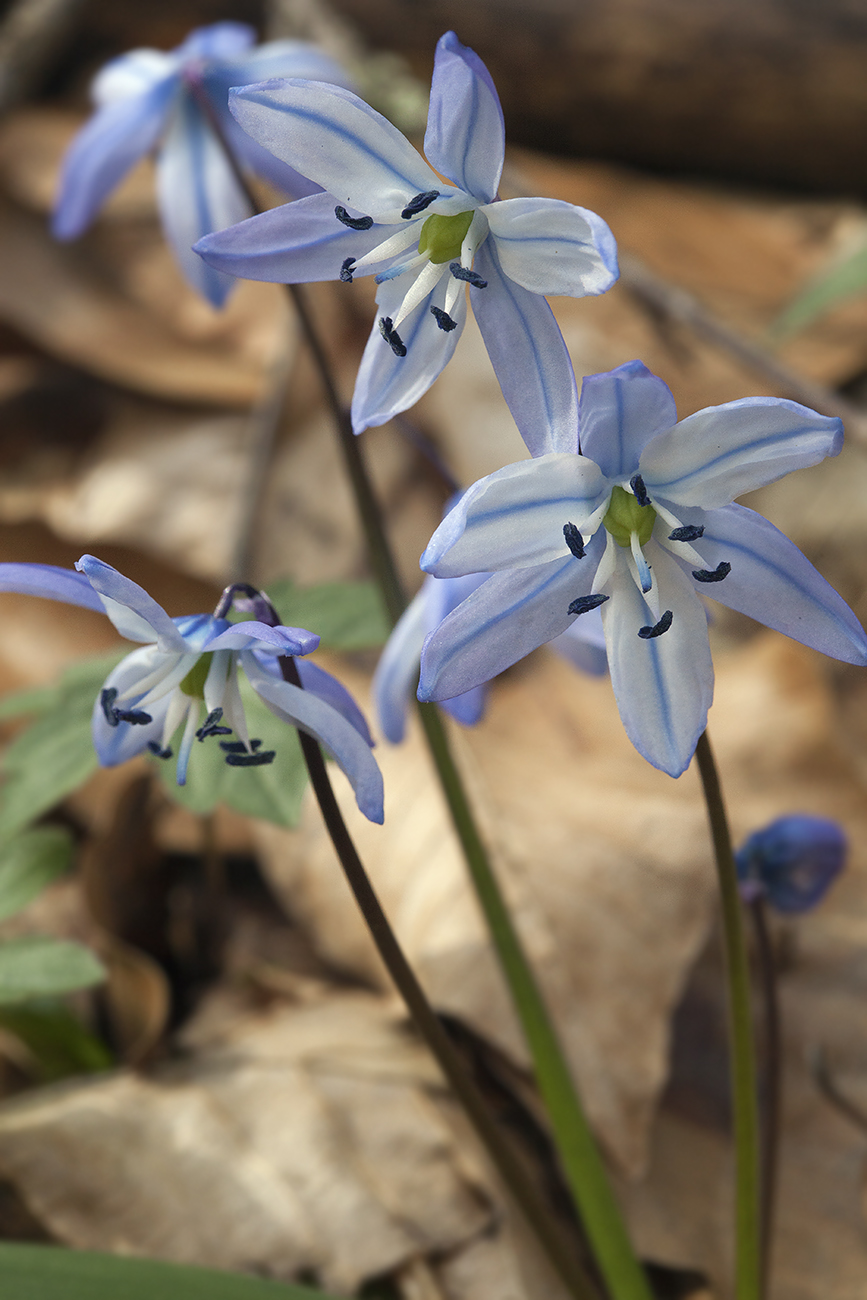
[266,579,389,650]
[0,827,74,923]
[0,653,124,843]
[0,937,105,1003]
[770,240,867,338]
[155,677,308,827]
[0,1244,341,1299]
[0,1003,113,1079]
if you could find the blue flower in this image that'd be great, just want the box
[0,556,384,822]
[194,30,618,438]
[416,360,867,777]
[52,22,352,306]
[736,816,846,912]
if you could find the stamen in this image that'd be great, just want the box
[379,317,407,357]
[220,739,263,754]
[335,205,373,231]
[563,522,586,559]
[430,305,458,331]
[401,190,440,218]
[669,524,705,542]
[568,593,609,616]
[629,474,650,507]
[224,748,276,767]
[692,561,731,583]
[147,742,173,760]
[100,687,152,727]
[117,707,153,725]
[340,257,355,283]
[630,531,653,593]
[449,262,488,288]
[196,707,232,742]
[638,610,673,639]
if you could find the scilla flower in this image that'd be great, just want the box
[736,816,846,913]
[52,23,352,306]
[0,556,383,822]
[417,361,867,777]
[194,31,618,438]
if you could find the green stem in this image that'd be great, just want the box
[749,897,780,1296]
[695,732,762,1300]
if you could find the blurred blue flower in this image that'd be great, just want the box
[736,815,846,912]
[52,22,352,306]
[0,556,383,822]
[195,30,618,436]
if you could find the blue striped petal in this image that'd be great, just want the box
[424,31,504,204]
[640,398,843,509]
[484,197,618,297]
[472,239,579,457]
[372,588,427,743]
[296,658,374,745]
[0,563,105,611]
[578,360,677,478]
[421,453,607,577]
[75,556,189,652]
[91,647,171,766]
[204,621,319,655]
[685,502,867,664]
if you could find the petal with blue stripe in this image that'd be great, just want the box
[484,197,619,297]
[424,31,504,204]
[578,360,677,478]
[75,555,189,652]
[0,563,105,612]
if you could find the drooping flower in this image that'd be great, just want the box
[0,556,383,822]
[736,815,846,912]
[194,30,618,439]
[374,569,606,743]
[52,22,352,306]
[416,360,867,776]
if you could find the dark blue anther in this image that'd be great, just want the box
[100,687,151,727]
[401,190,440,218]
[669,524,705,542]
[220,738,263,754]
[340,257,355,283]
[563,522,586,559]
[568,593,609,616]
[430,305,457,332]
[630,474,650,507]
[449,262,488,288]
[334,205,373,231]
[638,610,673,639]
[117,707,153,725]
[224,749,276,768]
[379,316,407,357]
[196,707,233,742]
[147,742,173,760]
[692,561,731,583]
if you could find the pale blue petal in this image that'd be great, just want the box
[92,49,177,105]
[194,190,388,283]
[472,240,579,457]
[229,79,439,219]
[175,22,254,62]
[203,621,319,655]
[351,269,467,433]
[296,659,374,745]
[684,502,867,664]
[372,587,428,743]
[424,31,504,204]
[242,653,384,823]
[578,360,678,477]
[421,453,607,577]
[0,563,105,612]
[441,685,487,726]
[551,606,608,676]
[75,556,189,652]
[155,97,251,307]
[52,76,177,239]
[419,537,605,703]
[600,541,713,777]
[640,398,843,509]
[91,647,171,766]
[484,197,619,297]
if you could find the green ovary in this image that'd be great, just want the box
[179,653,213,699]
[603,486,656,548]
[418,210,475,264]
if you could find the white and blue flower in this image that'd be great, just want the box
[736,815,846,913]
[194,30,618,438]
[52,22,352,306]
[416,361,867,777]
[0,556,384,822]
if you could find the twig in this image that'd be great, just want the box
[812,1046,867,1135]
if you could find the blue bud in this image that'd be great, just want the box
[735,815,846,913]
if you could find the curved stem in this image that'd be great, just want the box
[749,897,780,1296]
[695,732,762,1300]
[278,656,599,1300]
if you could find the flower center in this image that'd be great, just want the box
[179,653,213,699]
[603,485,656,548]
[418,210,475,264]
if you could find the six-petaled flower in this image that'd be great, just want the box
[417,361,867,776]
[52,22,352,305]
[194,30,618,439]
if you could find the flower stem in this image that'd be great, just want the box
[694,732,762,1300]
[277,654,600,1300]
[749,896,780,1295]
